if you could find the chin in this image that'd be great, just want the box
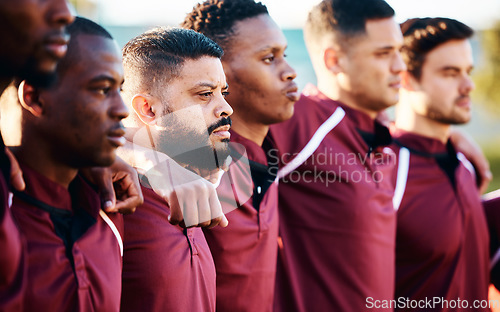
[96,154,117,168]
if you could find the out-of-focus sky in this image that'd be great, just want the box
[95,0,500,29]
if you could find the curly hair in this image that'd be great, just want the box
[401,18,473,80]
[181,0,268,52]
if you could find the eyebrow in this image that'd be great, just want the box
[440,66,461,72]
[257,45,287,54]
[189,82,229,91]
[374,45,397,51]
[88,74,121,84]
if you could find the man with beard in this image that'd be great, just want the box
[10,17,128,311]
[181,1,298,311]
[119,27,233,312]
[0,1,73,310]
[392,18,489,311]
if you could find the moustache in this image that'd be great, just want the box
[207,117,232,135]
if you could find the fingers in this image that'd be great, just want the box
[109,157,143,214]
[208,187,227,229]
[167,191,183,226]
[5,147,25,191]
[115,196,141,215]
[179,187,199,228]
[166,186,202,228]
[449,129,492,193]
[81,166,117,212]
[478,170,493,195]
[166,181,226,229]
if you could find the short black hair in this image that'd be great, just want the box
[181,0,268,53]
[401,17,474,80]
[122,27,223,99]
[304,0,395,51]
[56,16,114,77]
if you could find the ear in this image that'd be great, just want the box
[324,47,343,74]
[18,80,43,117]
[131,94,156,125]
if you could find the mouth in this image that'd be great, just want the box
[107,127,126,147]
[211,125,231,140]
[43,34,70,59]
[284,84,300,102]
[456,96,471,108]
[389,80,402,89]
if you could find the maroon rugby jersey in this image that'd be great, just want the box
[392,129,489,311]
[0,137,25,311]
[204,130,279,312]
[121,185,216,312]
[484,193,500,290]
[11,162,123,312]
[271,84,397,312]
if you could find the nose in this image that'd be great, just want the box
[281,60,297,81]
[391,50,407,74]
[48,0,75,27]
[460,75,475,95]
[110,95,129,121]
[214,97,233,118]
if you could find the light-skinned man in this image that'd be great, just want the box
[270,1,404,310]
[393,17,489,311]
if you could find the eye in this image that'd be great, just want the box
[375,51,391,57]
[442,70,459,78]
[222,91,230,98]
[96,87,111,95]
[263,55,275,64]
[199,91,213,98]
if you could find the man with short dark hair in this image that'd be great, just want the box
[0,1,73,310]
[11,17,128,311]
[393,17,489,310]
[182,1,298,310]
[119,27,232,312]
[270,0,404,310]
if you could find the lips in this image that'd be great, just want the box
[284,83,300,102]
[107,127,126,147]
[211,125,231,140]
[389,79,402,89]
[456,96,471,108]
[43,34,70,59]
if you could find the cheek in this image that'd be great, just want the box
[425,81,454,110]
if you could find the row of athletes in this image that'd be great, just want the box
[2,0,500,311]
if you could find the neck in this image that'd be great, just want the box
[14,137,78,189]
[230,114,269,147]
[396,94,450,143]
[317,78,377,119]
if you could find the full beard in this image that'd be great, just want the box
[153,116,232,172]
